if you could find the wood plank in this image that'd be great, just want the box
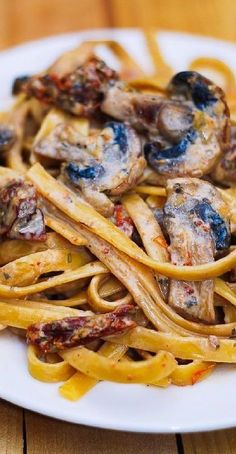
[25,411,178,454]
[0,399,23,454]
[1,0,110,49]
[182,429,236,454]
[110,0,236,41]
[1,0,236,49]
[0,1,11,49]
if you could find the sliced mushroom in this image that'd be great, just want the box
[102,83,191,141]
[164,178,231,323]
[157,103,193,143]
[0,179,46,241]
[103,72,230,183]
[22,58,230,182]
[212,125,236,185]
[101,82,168,134]
[61,121,145,217]
[144,71,230,183]
[33,109,89,162]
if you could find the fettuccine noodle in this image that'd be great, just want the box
[0,37,236,403]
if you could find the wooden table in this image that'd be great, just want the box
[1,1,236,452]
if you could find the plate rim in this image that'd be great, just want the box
[2,388,236,434]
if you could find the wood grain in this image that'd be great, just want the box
[0,400,23,454]
[1,0,236,50]
[110,0,236,41]
[182,429,236,454]
[0,0,110,49]
[25,411,178,454]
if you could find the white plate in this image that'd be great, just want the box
[1,28,236,434]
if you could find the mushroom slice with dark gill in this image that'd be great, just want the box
[164,178,230,323]
[23,57,118,116]
[0,179,46,241]
[32,109,90,162]
[27,304,136,353]
[101,81,169,135]
[212,125,236,186]
[144,71,230,183]
[61,121,146,217]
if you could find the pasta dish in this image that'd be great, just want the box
[0,36,236,401]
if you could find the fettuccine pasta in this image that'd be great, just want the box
[0,36,236,402]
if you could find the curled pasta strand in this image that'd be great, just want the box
[28,345,75,383]
[87,274,133,313]
[32,276,126,308]
[189,57,235,93]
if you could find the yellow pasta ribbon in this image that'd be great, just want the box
[0,248,91,287]
[135,185,167,196]
[0,232,86,267]
[171,360,215,386]
[45,214,87,246]
[215,278,236,307]
[46,276,127,308]
[61,347,176,384]
[59,343,127,400]
[0,261,108,297]
[28,345,75,383]
[85,40,144,79]
[122,193,169,262]
[189,57,235,93]
[110,327,236,363]
[0,299,92,329]
[144,30,172,83]
[27,164,236,280]
[87,274,133,313]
